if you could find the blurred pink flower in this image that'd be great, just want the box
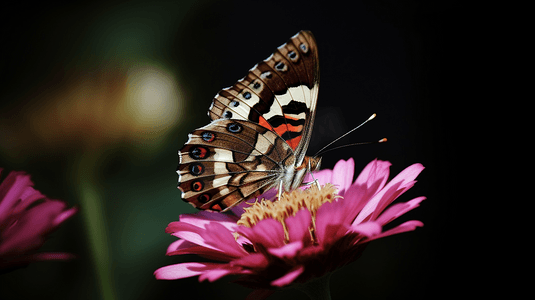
[0,169,77,271]
[155,159,425,298]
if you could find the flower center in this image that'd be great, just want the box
[238,183,339,243]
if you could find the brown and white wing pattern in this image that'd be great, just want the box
[178,31,319,211]
[178,120,295,212]
[208,30,319,163]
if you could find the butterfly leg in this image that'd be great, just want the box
[306,171,321,190]
[313,179,321,190]
[277,180,283,200]
[305,160,321,190]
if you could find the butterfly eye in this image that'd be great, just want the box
[230,101,240,107]
[189,146,210,159]
[275,61,286,71]
[191,180,204,192]
[299,43,308,53]
[189,163,204,175]
[243,91,252,99]
[198,193,210,203]
[227,123,242,133]
[253,82,261,89]
[201,131,215,142]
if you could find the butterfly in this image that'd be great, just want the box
[177,30,321,212]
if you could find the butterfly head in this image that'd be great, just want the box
[305,156,322,172]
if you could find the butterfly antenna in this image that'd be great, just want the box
[313,113,377,157]
[315,138,387,156]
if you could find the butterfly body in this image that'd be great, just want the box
[178,31,320,212]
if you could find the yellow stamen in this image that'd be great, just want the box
[238,184,340,243]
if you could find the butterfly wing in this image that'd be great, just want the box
[178,31,319,211]
[208,30,319,165]
[178,120,295,211]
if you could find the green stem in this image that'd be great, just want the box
[295,273,332,300]
[75,153,116,300]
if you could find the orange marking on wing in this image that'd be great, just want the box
[273,125,286,137]
[273,124,303,137]
[260,116,304,150]
[287,124,303,132]
[258,116,274,130]
[286,136,302,150]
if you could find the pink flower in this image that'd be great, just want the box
[0,169,77,271]
[155,159,425,298]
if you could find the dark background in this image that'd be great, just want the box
[0,0,473,299]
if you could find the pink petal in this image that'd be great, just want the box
[396,163,425,184]
[237,218,286,249]
[285,209,312,244]
[167,221,244,257]
[236,234,252,246]
[267,241,303,259]
[368,181,409,221]
[165,220,195,233]
[0,200,69,254]
[15,187,46,212]
[202,222,248,258]
[271,265,304,287]
[154,262,223,280]
[199,265,248,282]
[53,207,78,226]
[331,158,355,194]
[315,200,347,245]
[179,211,239,232]
[354,159,391,190]
[367,220,424,241]
[340,160,393,223]
[166,239,188,253]
[166,239,238,261]
[166,222,215,249]
[375,197,426,226]
[336,184,371,226]
[199,268,233,282]
[349,221,382,237]
[297,244,323,259]
[0,172,33,221]
[230,253,270,269]
[0,170,76,266]
[354,163,424,224]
